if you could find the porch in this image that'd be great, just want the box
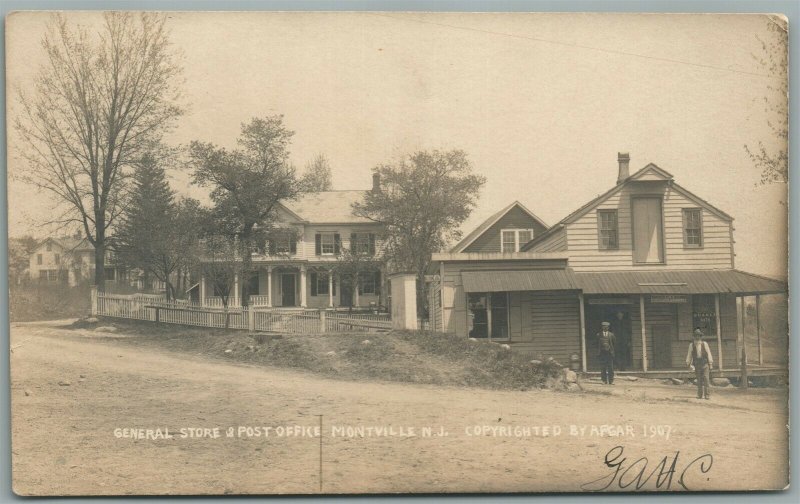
[456,268,787,374]
[198,263,383,309]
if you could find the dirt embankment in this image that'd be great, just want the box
[68,318,566,390]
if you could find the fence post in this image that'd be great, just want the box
[319,309,326,333]
[248,307,255,333]
[90,286,98,316]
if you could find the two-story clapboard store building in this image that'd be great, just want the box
[197,175,386,309]
[429,154,786,375]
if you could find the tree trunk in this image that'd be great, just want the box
[94,227,106,292]
[240,234,252,308]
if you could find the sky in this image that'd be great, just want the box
[5,12,789,277]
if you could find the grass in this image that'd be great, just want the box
[67,318,565,390]
[10,284,91,322]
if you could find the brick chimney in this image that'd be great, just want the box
[372,173,381,193]
[617,152,630,184]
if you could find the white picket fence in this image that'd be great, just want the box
[92,291,392,333]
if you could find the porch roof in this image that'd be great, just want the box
[574,269,787,295]
[460,268,787,295]
[462,269,579,293]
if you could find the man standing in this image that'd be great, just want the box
[686,328,714,400]
[597,321,616,385]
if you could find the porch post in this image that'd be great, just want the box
[266,267,272,307]
[328,271,334,308]
[578,292,587,373]
[639,295,648,372]
[300,266,307,308]
[756,294,763,365]
[714,294,723,370]
[739,295,747,364]
[354,280,360,308]
[200,275,206,307]
[233,273,239,306]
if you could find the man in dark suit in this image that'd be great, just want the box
[597,321,616,384]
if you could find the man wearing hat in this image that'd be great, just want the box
[686,328,714,399]
[597,321,616,384]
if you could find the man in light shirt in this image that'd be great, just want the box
[686,328,714,400]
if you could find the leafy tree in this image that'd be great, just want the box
[200,233,239,313]
[8,235,39,285]
[301,154,333,192]
[745,18,788,185]
[352,150,486,314]
[189,116,303,306]
[333,246,383,312]
[14,13,184,290]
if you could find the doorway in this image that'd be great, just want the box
[651,325,674,369]
[586,302,633,371]
[281,273,296,307]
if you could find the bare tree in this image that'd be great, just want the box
[301,153,334,192]
[745,17,788,185]
[14,12,184,290]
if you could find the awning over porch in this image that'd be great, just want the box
[461,269,579,293]
[460,268,786,295]
[573,269,786,295]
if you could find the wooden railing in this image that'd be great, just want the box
[92,291,391,333]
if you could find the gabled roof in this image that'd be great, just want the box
[279,190,373,224]
[522,163,733,251]
[450,201,548,253]
[40,236,94,253]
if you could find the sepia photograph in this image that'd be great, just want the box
[5,10,790,495]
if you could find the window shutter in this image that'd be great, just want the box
[310,272,318,296]
[374,270,381,288]
[369,234,376,255]
[332,276,337,295]
[268,240,276,256]
[357,273,363,295]
[681,209,688,247]
[350,233,357,252]
[334,234,341,254]
[315,234,321,255]
[290,236,297,254]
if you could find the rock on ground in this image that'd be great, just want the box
[94,326,117,333]
[670,378,684,385]
[85,317,99,324]
[712,377,731,387]
[562,369,578,383]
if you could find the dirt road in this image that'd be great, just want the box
[10,321,789,495]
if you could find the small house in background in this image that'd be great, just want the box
[429,153,786,376]
[28,237,127,287]
[197,174,387,309]
[449,201,548,254]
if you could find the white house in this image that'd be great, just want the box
[28,237,127,287]
[198,175,387,309]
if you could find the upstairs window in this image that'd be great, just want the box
[46,242,52,252]
[682,208,703,248]
[315,232,341,256]
[597,210,619,250]
[54,253,60,263]
[500,229,534,252]
[37,254,43,265]
[351,233,375,255]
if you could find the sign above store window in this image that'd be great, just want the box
[650,295,689,304]
[586,298,635,305]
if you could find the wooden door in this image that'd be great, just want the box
[281,274,296,307]
[651,324,674,369]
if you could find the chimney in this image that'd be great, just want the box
[617,152,630,184]
[372,173,381,193]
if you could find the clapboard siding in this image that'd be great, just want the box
[463,206,548,253]
[516,291,581,364]
[530,228,568,252]
[565,184,734,271]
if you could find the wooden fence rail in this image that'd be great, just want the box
[92,291,391,333]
